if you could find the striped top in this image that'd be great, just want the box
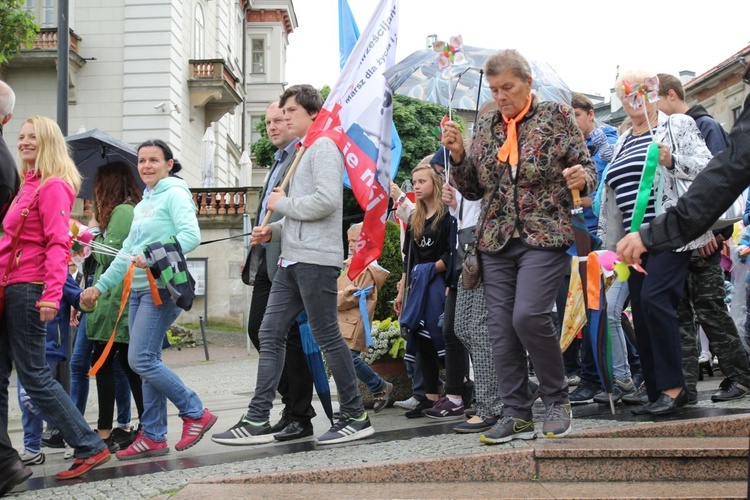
[605,133,655,230]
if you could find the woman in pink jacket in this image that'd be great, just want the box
[0,116,109,481]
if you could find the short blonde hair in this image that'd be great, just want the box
[615,69,656,99]
[21,116,81,194]
[347,222,363,238]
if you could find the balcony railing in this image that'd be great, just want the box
[188,59,244,122]
[80,187,259,219]
[7,27,85,70]
[30,27,82,51]
[192,187,247,215]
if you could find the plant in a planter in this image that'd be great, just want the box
[358,318,411,408]
[361,318,405,365]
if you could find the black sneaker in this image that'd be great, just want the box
[711,378,749,402]
[404,398,433,418]
[211,414,274,445]
[568,382,598,405]
[316,412,374,445]
[103,434,120,454]
[41,429,65,449]
[110,427,136,449]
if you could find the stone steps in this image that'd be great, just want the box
[177,480,747,499]
[176,415,750,499]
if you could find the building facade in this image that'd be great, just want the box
[1,0,297,327]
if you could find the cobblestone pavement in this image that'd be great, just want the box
[6,333,750,499]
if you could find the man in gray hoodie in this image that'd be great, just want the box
[212,85,373,446]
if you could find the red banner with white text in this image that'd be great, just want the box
[302,0,399,280]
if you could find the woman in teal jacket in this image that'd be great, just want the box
[82,140,216,460]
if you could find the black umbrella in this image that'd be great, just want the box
[66,128,143,199]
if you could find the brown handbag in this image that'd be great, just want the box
[460,239,482,289]
[460,180,501,290]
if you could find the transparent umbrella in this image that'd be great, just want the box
[384,45,572,113]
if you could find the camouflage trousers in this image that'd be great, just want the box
[678,252,750,398]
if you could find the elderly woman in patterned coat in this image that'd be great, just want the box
[441,49,596,444]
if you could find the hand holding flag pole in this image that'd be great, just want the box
[253,146,308,243]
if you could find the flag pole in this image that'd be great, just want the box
[257,146,308,231]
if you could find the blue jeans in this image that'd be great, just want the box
[0,284,105,458]
[246,264,364,422]
[406,353,426,398]
[350,350,385,393]
[606,279,632,381]
[70,314,132,426]
[18,358,58,452]
[128,289,203,442]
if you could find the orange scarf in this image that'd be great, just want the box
[497,93,533,167]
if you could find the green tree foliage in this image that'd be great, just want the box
[392,94,464,186]
[249,115,274,168]
[0,1,39,64]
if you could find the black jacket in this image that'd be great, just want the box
[642,93,750,252]
[0,123,20,222]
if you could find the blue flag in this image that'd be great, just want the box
[338,0,402,188]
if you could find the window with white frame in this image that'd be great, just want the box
[194,3,205,59]
[251,39,265,74]
[25,0,56,28]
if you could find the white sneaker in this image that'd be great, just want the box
[19,449,45,465]
[394,396,420,410]
[698,351,711,364]
[63,445,75,460]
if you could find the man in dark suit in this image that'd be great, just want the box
[242,101,315,441]
[0,80,28,497]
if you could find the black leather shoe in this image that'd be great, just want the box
[630,402,653,415]
[273,420,313,442]
[0,460,32,497]
[648,389,687,415]
[269,409,292,433]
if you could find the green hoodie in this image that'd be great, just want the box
[95,176,200,294]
